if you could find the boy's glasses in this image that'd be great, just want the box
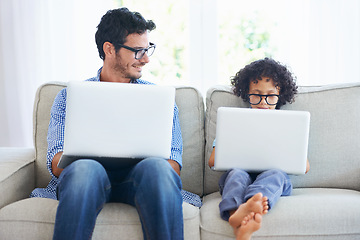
[116,42,156,60]
[247,94,279,105]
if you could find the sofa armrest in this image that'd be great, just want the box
[0,148,35,209]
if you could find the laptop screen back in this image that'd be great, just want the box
[214,107,310,175]
[58,81,175,168]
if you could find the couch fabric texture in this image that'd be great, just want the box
[1,82,360,239]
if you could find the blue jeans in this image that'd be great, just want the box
[219,169,292,221]
[53,158,183,240]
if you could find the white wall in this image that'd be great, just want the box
[0,0,113,147]
[1,0,359,147]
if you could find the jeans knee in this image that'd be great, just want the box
[228,168,249,176]
[260,169,286,178]
[59,160,109,194]
[227,168,251,183]
[134,157,181,190]
[258,169,292,194]
[137,157,172,175]
[63,159,105,177]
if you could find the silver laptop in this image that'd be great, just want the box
[57,81,175,169]
[214,107,310,175]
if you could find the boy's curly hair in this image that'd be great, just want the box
[231,58,298,109]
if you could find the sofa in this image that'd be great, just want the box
[1,81,360,239]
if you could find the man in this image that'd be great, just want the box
[31,8,185,240]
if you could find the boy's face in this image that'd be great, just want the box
[248,76,280,110]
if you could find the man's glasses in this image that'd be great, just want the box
[247,94,280,105]
[116,42,156,60]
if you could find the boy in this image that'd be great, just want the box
[209,58,310,240]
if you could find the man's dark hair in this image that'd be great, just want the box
[95,8,156,60]
[231,58,298,109]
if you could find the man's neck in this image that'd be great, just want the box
[99,66,131,83]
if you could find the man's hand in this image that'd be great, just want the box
[51,152,64,177]
[167,159,181,176]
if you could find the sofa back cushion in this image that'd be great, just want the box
[33,83,205,196]
[175,87,205,195]
[204,83,360,195]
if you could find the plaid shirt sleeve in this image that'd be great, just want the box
[169,103,183,168]
[46,88,67,178]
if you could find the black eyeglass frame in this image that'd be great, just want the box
[116,42,156,60]
[247,94,280,105]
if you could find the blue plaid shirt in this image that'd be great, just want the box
[30,68,202,208]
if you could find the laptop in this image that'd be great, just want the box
[213,107,310,175]
[57,81,175,169]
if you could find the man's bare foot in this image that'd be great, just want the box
[234,212,262,240]
[228,193,268,230]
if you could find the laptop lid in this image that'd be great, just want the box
[58,81,175,169]
[214,107,310,175]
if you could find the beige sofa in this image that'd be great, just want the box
[1,82,360,239]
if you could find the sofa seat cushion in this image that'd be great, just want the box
[0,197,200,240]
[200,188,360,240]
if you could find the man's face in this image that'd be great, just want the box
[112,32,151,81]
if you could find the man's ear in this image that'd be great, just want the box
[103,42,115,58]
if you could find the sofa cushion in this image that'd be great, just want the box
[175,86,205,196]
[204,83,360,194]
[0,147,35,209]
[282,84,360,190]
[0,198,200,240]
[33,83,205,196]
[200,188,360,239]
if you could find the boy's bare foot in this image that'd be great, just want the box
[228,193,268,230]
[234,212,262,240]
